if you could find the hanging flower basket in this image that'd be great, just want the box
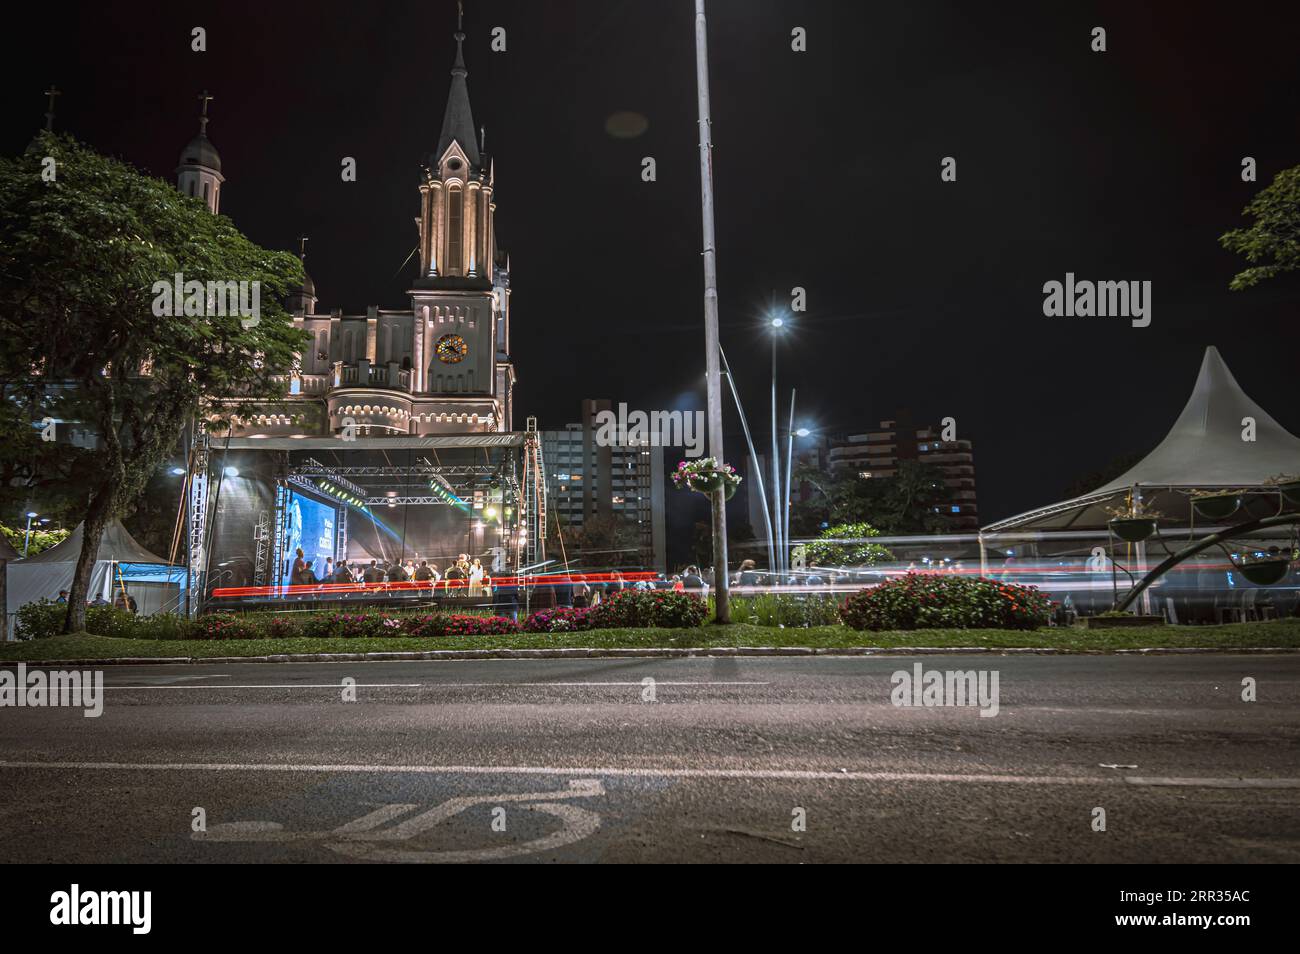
[1238,559,1291,586]
[1192,492,1241,521]
[672,457,742,501]
[1108,517,1156,543]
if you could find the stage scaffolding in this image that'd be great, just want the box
[189,431,546,611]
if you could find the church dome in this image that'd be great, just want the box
[300,270,316,298]
[179,132,221,173]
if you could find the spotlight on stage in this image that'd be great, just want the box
[224,466,240,478]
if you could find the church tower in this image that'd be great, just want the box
[176,90,223,214]
[406,18,514,430]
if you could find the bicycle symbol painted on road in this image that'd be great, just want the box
[193,778,605,862]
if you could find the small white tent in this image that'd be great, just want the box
[3,520,185,621]
[983,347,1300,534]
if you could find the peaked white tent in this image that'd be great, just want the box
[983,347,1300,533]
[3,520,185,621]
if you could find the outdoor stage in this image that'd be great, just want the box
[189,427,549,612]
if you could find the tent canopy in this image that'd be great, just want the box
[983,347,1300,534]
[19,519,169,565]
[4,519,182,618]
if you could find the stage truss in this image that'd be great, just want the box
[191,431,546,609]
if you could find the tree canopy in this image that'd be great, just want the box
[0,132,307,629]
[1220,164,1300,290]
[793,459,956,535]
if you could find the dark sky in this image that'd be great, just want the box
[4,0,1299,529]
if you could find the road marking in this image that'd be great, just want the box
[101,680,766,690]
[0,759,1248,787]
[195,779,605,862]
[102,683,423,690]
[1124,777,1300,789]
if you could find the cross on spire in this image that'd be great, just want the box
[298,235,309,261]
[43,85,60,132]
[457,0,464,33]
[198,89,213,135]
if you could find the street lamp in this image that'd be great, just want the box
[22,511,38,558]
[785,418,816,580]
[769,313,788,581]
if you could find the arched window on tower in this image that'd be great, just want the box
[447,186,463,275]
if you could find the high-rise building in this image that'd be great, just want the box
[827,417,979,529]
[541,400,666,572]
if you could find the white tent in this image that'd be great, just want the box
[983,347,1300,534]
[3,519,185,622]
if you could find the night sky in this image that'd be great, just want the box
[4,0,1299,530]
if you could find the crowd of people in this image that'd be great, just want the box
[288,548,493,596]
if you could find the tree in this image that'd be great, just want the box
[0,522,70,557]
[0,133,306,631]
[805,521,892,567]
[1220,164,1300,290]
[793,459,954,535]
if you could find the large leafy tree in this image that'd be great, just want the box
[793,459,954,535]
[1220,164,1300,290]
[0,132,306,631]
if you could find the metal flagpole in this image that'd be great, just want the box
[695,0,730,621]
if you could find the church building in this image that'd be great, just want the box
[182,25,516,439]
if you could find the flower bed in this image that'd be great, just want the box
[840,573,1054,631]
[587,588,708,629]
[522,607,594,633]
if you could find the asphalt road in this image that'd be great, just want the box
[1,655,1297,863]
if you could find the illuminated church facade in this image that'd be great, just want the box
[184,26,515,438]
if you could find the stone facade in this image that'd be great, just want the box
[192,30,515,440]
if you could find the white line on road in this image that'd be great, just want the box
[102,681,767,690]
[1124,776,1300,789]
[3,759,1291,787]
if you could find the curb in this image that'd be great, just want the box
[1,646,1297,667]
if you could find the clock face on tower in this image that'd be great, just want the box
[435,333,468,363]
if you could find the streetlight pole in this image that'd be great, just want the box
[694,0,730,622]
[22,512,37,558]
[719,345,775,573]
[770,327,782,581]
[783,390,797,578]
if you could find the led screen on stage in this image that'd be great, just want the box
[281,490,338,585]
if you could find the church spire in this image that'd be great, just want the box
[176,89,224,213]
[433,4,480,169]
